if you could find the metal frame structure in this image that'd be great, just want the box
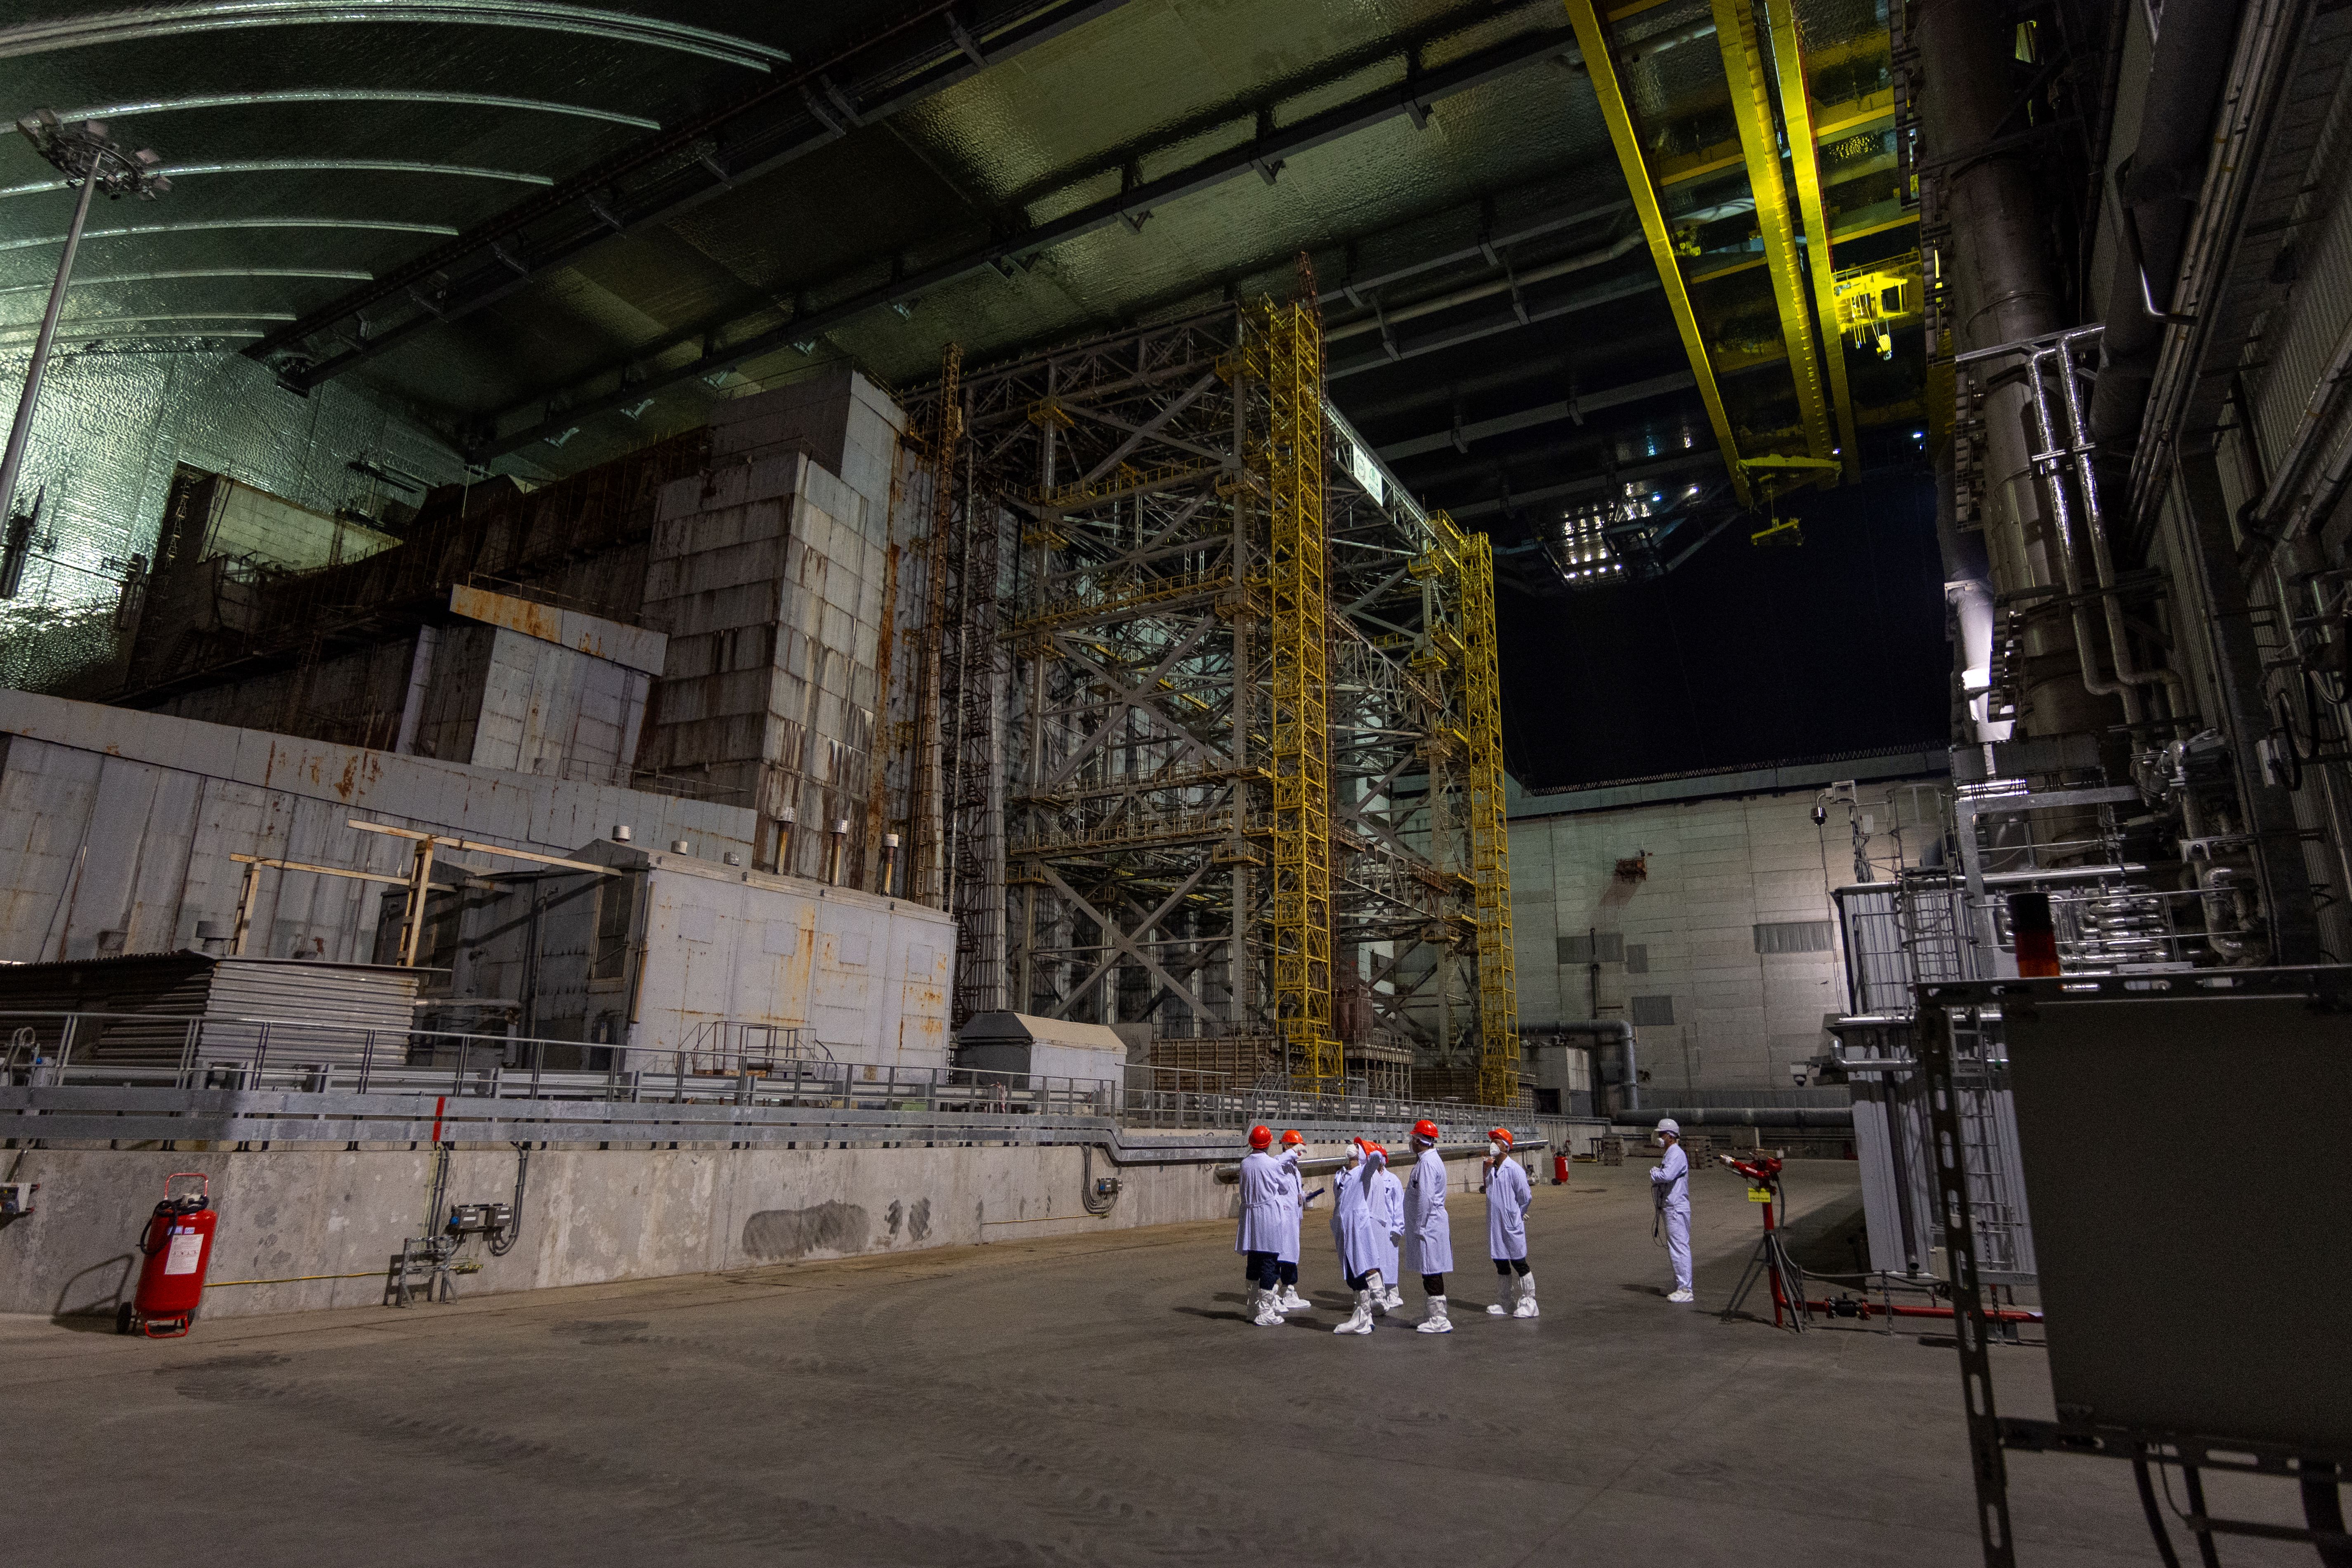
[1920,971,2352,1568]
[900,299,1519,1097]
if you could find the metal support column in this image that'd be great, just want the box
[1262,295,1339,1086]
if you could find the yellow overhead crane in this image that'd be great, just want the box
[1566,0,1876,499]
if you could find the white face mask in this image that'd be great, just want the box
[1487,1141,1502,1158]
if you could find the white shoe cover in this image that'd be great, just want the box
[1667,1287,1695,1304]
[1365,1272,1388,1315]
[1380,1288,1405,1312]
[1415,1296,1454,1334]
[1487,1277,1516,1316]
[1278,1285,1308,1311]
[1249,1287,1284,1326]
[1513,1275,1540,1318]
[1333,1290,1374,1335]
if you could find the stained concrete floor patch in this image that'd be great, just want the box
[0,1161,2310,1566]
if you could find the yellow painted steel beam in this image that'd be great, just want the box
[1709,0,1836,469]
[1767,0,1861,479]
[1565,0,1750,508]
[1260,297,1340,1089]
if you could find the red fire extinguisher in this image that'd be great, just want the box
[1553,1153,1570,1186]
[120,1172,216,1339]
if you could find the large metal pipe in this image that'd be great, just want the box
[1611,1105,1854,1129]
[2085,0,2245,512]
[1915,0,2115,743]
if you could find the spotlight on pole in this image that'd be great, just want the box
[0,110,174,531]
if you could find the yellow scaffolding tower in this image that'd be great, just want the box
[1259,297,1340,1087]
[1446,514,1521,1107]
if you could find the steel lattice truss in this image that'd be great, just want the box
[900,304,1515,1086]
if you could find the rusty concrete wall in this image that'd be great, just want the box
[638,371,906,881]
[0,690,753,965]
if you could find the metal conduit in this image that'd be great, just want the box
[0,3,792,71]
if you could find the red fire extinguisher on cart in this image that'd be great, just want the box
[1553,1153,1570,1186]
[120,1172,216,1338]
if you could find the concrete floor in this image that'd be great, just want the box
[0,1158,2311,1566]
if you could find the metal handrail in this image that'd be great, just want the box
[0,1008,1580,1130]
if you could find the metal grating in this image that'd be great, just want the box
[1753,919,1836,954]
[1629,993,1676,1026]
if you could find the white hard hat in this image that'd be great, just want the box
[1655,1117,1681,1137]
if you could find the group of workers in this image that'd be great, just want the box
[1235,1115,1700,1329]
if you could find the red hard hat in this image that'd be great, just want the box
[1280,1129,1303,1146]
[1412,1119,1440,1141]
[1490,1127,1514,1147]
[1248,1125,1273,1150]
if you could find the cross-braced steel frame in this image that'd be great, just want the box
[900,302,1519,1096]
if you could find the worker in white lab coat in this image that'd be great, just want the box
[1651,1117,1693,1303]
[1483,1126,1537,1318]
[1329,1138,1389,1335]
[1401,1118,1456,1333]
[1234,1125,1300,1326]
[1272,1129,1309,1311]
[1371,1145,1405,1313]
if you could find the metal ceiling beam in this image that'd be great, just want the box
[1325,272,1662,380]
[1764,0,1858,479]
[1707,0,1834,468]
[474,21,1585,460]
[60,90,660,130]
[1564,0,1750,508]
[0,218,460,255]
[245,0,1140,390]
[0,267,372,294]
[0,161,554,201]
[0,3,791,71]
[1375,370,1696,459]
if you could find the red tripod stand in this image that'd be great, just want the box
[1719,1153,1808,1331]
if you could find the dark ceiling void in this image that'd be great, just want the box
[1494,470,1947,789]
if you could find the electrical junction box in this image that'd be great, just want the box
[444,1203,512,1236]
[0,1182,36,1216]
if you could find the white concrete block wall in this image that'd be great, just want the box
[1509,787,1869,1099]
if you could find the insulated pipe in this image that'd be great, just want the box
[1323,233,1646,344]
[1916,0,2112,745]
[1946,579,2012,743]
[1610,1106,1854,1128]
[2021,342,2142,725]
[2045,336,2189,717]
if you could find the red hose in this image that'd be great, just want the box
[1803,1296,2043,1324]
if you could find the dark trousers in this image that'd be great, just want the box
[1277,1260,1298,1287]
[1493,1257,1531,1277]
[1242,1251,1279,1289]
[1422,1273,1445,1295]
